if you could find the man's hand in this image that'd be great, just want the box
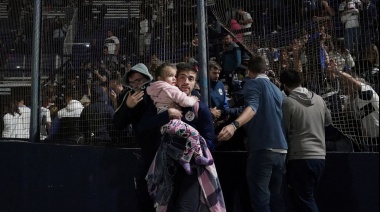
[210,107,221,119]
[217,124,236,141]
[126,91,144,108]
[109,90,117,102]
[168,108,182,119]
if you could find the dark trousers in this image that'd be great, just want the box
[167,167,201,212]
[134,153,156,212]
[246,150,286,212]
[287,159,325,212]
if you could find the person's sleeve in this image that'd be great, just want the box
[135,96,170,134]
[220,84,229,109]
[2,115,11,137]
[323,99,333,126]
[197,103,217,151]
[341,13,348,23]
[46,109,52,123]
[222,106,244,118]
[281,98,292,137]
[235,46,242,67]
[243,80,260,113]
[113,91,133,130]
[166,86,197,107]
[114,37,120,44]
[49,116,61,138]
[79,108,89,138]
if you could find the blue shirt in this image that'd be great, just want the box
[243,75,288,152]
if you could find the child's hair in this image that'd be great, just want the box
[154,62,176,80]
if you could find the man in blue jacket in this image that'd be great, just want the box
[218,56,288,211]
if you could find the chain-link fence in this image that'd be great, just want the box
[0,0,378,151]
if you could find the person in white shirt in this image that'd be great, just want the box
[40,106,51,140]
[327,61,379,152]
[2,99,21,139]
[237,7,253,36]
[17,98,31,139]
[104,30,120,55]
[340,1,360,52]
[139,13,151,56]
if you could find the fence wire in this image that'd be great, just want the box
[0,0,378,151]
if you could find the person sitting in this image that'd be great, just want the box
[80,85,115,143]
[48,89,84,144]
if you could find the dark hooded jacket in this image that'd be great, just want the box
[112,63,160,152]
[80,85,114,142]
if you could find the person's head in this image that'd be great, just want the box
[155,63,177,86]
[279,69,303,96]
[247,56,268,79]
[208,61,222,82]
[15,96,25,106]
[176,62,197,95]
[107,30,113,38]
[346,1,356,9]
[223,34,233,45]
[363,44,379,66]
[280,48,289,62]
[151,54,158,63]
[109,72,123,94]
[83,61,91,69]
[236,7,245,15]
[4,99,20,116]
[124,63,153,90]
[191,35,199,47]
[64,89,78,104]
[103,46,109,54]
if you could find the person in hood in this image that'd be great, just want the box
[80,85,114,143]
[280,69,332,212]
[146,63,213,175]
[112,63,182,212]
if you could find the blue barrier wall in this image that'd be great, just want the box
[0,141,378,212]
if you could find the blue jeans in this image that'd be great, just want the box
[287,159,325,212]
[246,150,287,212]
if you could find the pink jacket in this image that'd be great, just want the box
[146,81,197,112]
[229,19,243,43]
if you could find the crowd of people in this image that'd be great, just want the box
[1,0,379,211]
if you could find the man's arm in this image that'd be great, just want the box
[326,60,362,92]
[197,102,218,150]
[218,106,255,141]
[135,95,182,134]
[218,80,259,141]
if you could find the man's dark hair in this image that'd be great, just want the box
[103,46,108,50]
[176,62,197,75]
[279,69,303,89]
[247,56,267,74]
[155,63,176,79]
[223,33,232,38]
[209,61,221,71]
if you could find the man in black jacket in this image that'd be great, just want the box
[112,63,181,212]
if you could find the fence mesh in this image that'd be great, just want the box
[0,0,378,151]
